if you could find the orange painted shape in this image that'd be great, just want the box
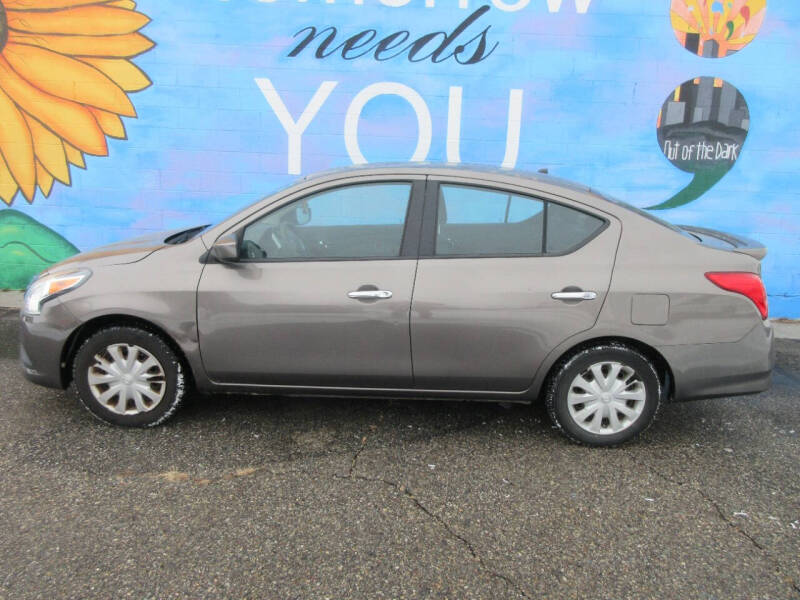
[8,30,154,58]
[25,115,70,185]
[0,155,20,206]
[81,57,151,93]
[4,43,136,117]
[0,57,108,157]
[7,5,150,36]
[0,87,36,201]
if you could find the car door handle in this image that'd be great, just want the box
[347,290,393,300]
[551,291,597,301]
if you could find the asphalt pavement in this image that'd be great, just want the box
[1,307,798,599]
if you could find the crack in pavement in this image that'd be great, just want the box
[627,451,800,598]
[13,404,507,487]
[348,434,367,477]
[110,417,496,486]
[335,432,532,599]
[105,415,495,487]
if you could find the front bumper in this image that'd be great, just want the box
[19,299,80,389]
[658,321,775,402]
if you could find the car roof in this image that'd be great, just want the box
[300,162,593,196]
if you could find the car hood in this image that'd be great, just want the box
[40,227,198,276]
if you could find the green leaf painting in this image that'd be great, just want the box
[0,210,78,290]
[646,163,731,211]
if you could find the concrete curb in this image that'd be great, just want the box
[772,321,800,340]
[0,291,23,309]
[2,290,799,339]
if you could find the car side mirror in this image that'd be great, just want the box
[211,233,239,263]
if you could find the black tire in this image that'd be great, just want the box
[545,343,662,446]
[69,326,186,427]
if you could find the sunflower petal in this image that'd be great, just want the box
[8,31,155,58]
[107,0,137,8]
[24,115,70,185]
[8,6,150,36]
[0,87,36,202]
[64,142,86,169]
[80,58,151,92]
[5,43,136,117]
[90,107,126,139]
[0,56,108,156]
[36,162,55,198]
[0,157,20,206]
[3,0,104,9]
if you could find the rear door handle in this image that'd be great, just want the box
[551,291,597,301]
[348,290,393,300]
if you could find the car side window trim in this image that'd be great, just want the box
[541,201,549,255]
[418,176,438,257]
[419,179,609,260]
[233,179,425,263]
[399,179,426,258]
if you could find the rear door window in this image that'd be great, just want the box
[436,185,545,256]
[433,184,604,257]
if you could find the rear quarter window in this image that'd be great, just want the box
[545,203,605,254]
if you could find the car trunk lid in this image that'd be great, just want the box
[679,225,767,261]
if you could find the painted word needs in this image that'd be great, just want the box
[289,5,497,65]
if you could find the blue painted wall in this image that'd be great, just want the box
[1,0,797,315]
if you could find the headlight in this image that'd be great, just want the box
[23,269,91,315]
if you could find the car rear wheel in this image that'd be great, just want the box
[545,343,662,446]
[70,326,185,427]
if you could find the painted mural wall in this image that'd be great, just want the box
[0,0,797,315]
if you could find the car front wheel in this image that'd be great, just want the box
[71,326,186,427]
[545,343,662,446]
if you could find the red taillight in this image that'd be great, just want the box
[705,272,768,320]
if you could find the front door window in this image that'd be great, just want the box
[241,183,412,260]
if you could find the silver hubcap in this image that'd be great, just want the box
[567,361,647,435]
[87,344,166,415]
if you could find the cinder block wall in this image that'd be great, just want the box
[0,0,797,316]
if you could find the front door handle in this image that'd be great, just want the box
[551,291,597,301]
[348,290,393,300]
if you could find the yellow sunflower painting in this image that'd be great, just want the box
[0,0,154,205]
[670,0,767,58]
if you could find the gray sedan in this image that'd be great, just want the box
[19,164,775,445]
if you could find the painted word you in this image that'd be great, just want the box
[256,79,523,175]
